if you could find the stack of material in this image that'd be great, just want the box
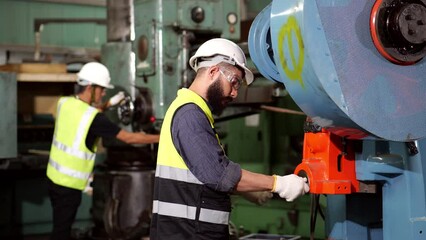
[0,63,67,73]
[0,63,76,82]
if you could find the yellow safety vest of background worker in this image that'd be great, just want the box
[46,62,159,240]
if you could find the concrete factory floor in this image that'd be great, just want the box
[5,233,324,240]
[5,235,319,240]
[6,235,151,240]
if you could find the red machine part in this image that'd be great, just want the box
[294,129,360,194]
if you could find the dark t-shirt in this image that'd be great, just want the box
[85,113,121,150]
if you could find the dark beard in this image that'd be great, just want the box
[206,79,232,116]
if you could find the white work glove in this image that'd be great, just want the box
[109,91,125,106]
[272,174,310,202]
[240,191,273,206]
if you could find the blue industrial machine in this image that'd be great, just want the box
[249,0,426,239]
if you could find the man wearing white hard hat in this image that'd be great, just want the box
[46,62,159,240]
[150,38,309,240]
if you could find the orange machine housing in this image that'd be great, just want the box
[295,129,360,194]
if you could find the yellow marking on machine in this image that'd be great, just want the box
[277,15,305,88]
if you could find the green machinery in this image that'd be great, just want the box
[0,72,17,160]
[134,0,241,120]
[102,0,240,127]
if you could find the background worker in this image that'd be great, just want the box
[46,62,159,240]
[150,38,309,240]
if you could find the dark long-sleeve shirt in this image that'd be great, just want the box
[171,103,242,192]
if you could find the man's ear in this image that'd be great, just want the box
[208,65,219,79]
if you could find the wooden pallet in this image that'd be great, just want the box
[0,63,67,74]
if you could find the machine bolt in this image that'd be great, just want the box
[191,7,205,23]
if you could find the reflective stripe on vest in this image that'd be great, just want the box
[152,200,229,225]
[51,138,95,161]
[47,97,99,190]
[155,165,232,222]
[48,158,91,180]
[155,165,202,185]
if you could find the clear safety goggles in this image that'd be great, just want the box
[219,68,244,90]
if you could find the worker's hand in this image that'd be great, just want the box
[83,174,94,196]
[109,91,125,106]
[240,191,273,206]
[272,174,309,202]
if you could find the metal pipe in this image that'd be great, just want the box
[32,0,106,7]
[260,105,305,116]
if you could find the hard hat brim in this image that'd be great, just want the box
[238,64,254,85]
[76,77,114,89]
[102,83,114,89]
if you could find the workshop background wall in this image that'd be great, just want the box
[0,1,106,238]
[0,0,106,49]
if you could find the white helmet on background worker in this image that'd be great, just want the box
[189,38,254,85]
[77,62,114,89]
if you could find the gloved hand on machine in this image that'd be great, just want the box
[92,91,127,111]
[238,174,309,204]
[108,91,126,107]
[272,174,310,202]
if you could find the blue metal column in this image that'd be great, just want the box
[355,140,426,240]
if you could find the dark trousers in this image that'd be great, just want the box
[47,179,82,240]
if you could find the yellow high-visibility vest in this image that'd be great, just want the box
[157,88,217,169]
[151,88,230,240]
[46,97,99,190]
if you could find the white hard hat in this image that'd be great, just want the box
[76,62,114,89]
[189,38,254,85]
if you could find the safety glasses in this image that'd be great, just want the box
[219,68,244,90]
